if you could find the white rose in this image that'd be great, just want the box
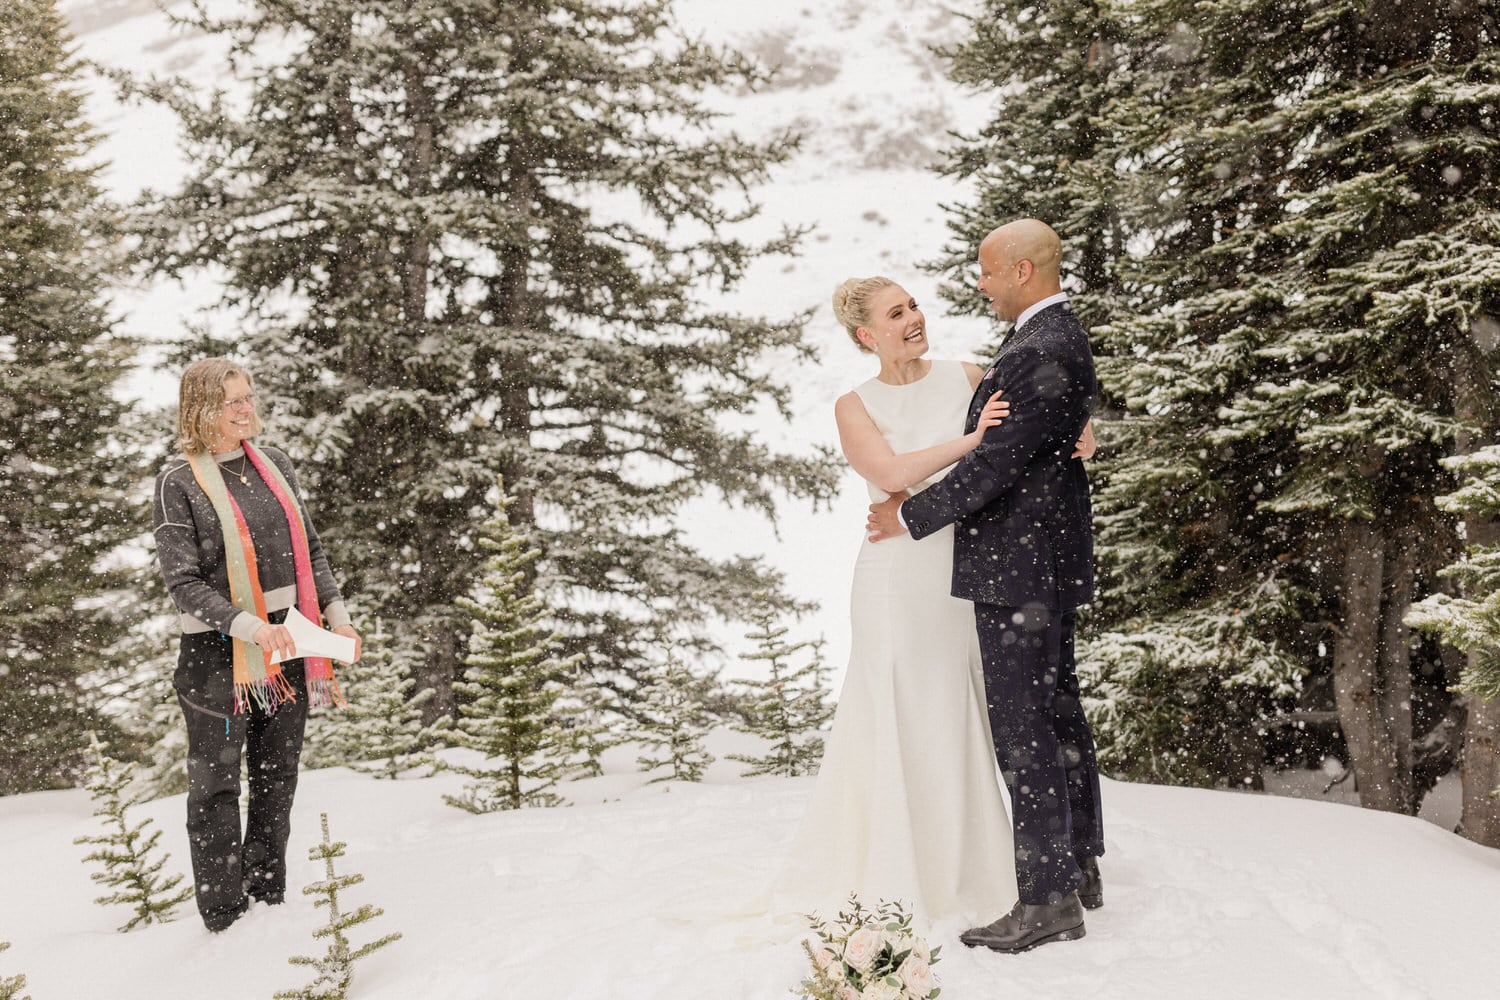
[842,927,883,972]
[908,936,930,963]
[861,980,901,1000]
[835,986,860,1000]
[898,955,936,998]
[813,944,837,970]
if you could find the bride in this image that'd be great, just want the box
[777,275,1094,926]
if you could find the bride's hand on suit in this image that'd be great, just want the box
[964,390,1009,449]
[1072,419,1097,460]
[866,391,1007,543]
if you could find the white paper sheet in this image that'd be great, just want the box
[270,606,358,663]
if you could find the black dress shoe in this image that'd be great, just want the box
[202,897,249,933]
[1078,856,1103,910]
[960,893,1086,953]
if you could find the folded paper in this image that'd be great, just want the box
[271,606,357,664]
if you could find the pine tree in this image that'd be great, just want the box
[0,941,29,1000]
[1084,0,1497,809]
[1079,612,1301,787]
[634,654,718,784]
[1409,444,1500,844]
[72,735,193,931]
[727,594,832,778]
[941,2,1500,799]
[932,0,1297,788]
[303,619,437,778]
[0,0,138,794]
[934,0,1127,321]
[113,622,191,800]
[553,663,617,780]
[275,813,401,1000]
[122,0,840,725]
[444,480,579,812]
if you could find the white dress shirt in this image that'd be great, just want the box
[1012,291,1071,335]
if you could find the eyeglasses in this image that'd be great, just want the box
[223,394,257,411]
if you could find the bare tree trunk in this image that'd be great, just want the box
[1459,694,1500,845]
[400,53,455,724]
[1374,535,1416,812]
[1454,501,1500,844]
[325,10,374,384]
[1452,339,1500,843]
[1333,519,1410,811]
[401,64,433,331]
[494,137,538,539]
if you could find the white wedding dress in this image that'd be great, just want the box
[777,359,1018,925]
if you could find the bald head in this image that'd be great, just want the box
[976,219,1064,323]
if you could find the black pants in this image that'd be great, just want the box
[174,613,308,928]
[975,604,1105,905]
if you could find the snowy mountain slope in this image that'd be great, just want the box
[2,736,1498,999]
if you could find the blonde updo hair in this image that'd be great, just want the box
[832,276,897,352]
[176,357,262,454]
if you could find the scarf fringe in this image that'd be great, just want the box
[234,669,299,715]
[306,671,347,709]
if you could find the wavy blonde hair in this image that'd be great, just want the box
[176,357,262,454]
[831,276,897,352]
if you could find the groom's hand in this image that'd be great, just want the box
[866,492,910,542]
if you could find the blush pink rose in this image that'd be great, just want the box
[899,955,936,997]
[842,927,882,972]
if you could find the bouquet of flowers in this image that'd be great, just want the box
[794,894,940,1000]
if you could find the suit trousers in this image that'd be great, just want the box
[174,611,308,928]
[975,604,1104,904]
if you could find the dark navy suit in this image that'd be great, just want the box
[901,300,1105,905]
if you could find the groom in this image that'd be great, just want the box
[867,219,1105,952]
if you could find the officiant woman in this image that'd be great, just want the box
[151,357,361,932]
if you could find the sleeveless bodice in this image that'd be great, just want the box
[852,360,974,501]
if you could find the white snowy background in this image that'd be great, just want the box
[2,1,1498,998]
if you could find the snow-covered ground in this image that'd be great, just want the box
[3,733,1499,999]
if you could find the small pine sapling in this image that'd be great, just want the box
[72,734,193,931]
[0,940,30,1000]
[307,618,437,778]
[274,813,401,1000]
[634,654,718,783]
[444,479,580,812]
[553,664,617,780]
[729,593,833,778]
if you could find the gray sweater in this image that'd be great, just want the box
[153,444,350,642]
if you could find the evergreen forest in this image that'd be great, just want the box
[1,0,1498,858]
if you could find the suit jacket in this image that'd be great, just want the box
[900,301,1096,610]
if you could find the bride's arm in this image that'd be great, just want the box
[835,389,1008,495]
[992,361,1097,460]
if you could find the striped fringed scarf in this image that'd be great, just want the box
[186,442,346,713]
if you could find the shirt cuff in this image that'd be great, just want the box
[228,612,263,644]
[322,600,352,630]
[896,501,908,530]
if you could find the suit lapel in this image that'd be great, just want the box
[968,302,1072,431]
